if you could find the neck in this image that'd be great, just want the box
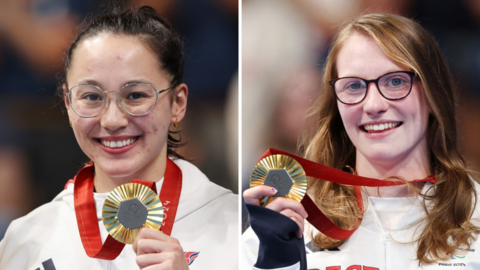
[93,152,168,193]
[356,143,431,198]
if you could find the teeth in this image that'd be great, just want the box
[363,122,401,132]
[100,138,137,148]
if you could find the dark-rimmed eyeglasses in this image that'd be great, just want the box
[329,71,416,105]
[66,83,174,118]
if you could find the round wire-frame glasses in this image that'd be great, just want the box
[66,83,174,118]
[329,71,416,105]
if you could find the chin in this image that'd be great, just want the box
[359,146,404,165]
[95,158,139,178]
[102,166,137,178]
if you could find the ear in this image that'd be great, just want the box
[63,84,69,109]
[171,83,188,124]
[63,84,74,122]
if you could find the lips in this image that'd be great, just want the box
[360,122,403,133]
[99,137,138,148]
[94,136,141,154]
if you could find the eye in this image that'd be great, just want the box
[347,83,362,90]
[390,78,404,86]
[127,92,146,99]
[83,93,102,101]
[383,75,410,88]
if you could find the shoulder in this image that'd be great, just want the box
[173,158,237,217]
[178,158,237,200]
[470,177,480,218]
[173,158,221,188]
[5,187,74,235]
[0,188,77,268]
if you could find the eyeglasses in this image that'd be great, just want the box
[329,71,416,105]
[66,83,174,117]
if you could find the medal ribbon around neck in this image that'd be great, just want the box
[73,158,182,260]
[254,148,435,240]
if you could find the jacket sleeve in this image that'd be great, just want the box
[0,219,28,269]
[244,204,306,270]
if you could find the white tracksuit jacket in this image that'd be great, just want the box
[0,159,238,270]
[242,182,480,270]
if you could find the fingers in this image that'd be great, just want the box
[135,239,184,256]
[133,228,179,255]
[279,208,305,238]
[244,186,308,238]
[243,185,278,205]
[266,197,308,219]
[132,229,189,270]
[267,198,307,238]
[137,253,162,268]
[136,253,185,269]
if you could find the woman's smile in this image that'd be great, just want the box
[95,135,141,154]
[65,33,180,187]
[336,32,430,175]
[360,121,403,133]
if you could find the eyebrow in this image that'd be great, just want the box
[75,79,153,88]
[339,70,410,79]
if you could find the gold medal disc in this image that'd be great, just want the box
[250,154,307,206]
[102,183,163,244]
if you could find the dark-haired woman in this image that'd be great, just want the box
[242,13,480,270]
[0,6,237,270]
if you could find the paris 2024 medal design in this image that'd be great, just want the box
[250,154,307,206]
[102,183,163,244]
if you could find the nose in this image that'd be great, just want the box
[362,82,389,116]
[100,93,129,131]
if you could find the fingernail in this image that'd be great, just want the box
[272,187,278,194]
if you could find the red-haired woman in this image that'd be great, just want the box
[243,13,480,270]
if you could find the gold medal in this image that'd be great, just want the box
[250,154,307,206]
[102,183,163,244]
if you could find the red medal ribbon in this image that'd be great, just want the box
[258,148,435,240]
[71,158,182,260]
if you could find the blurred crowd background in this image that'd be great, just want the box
[242,0,480,231]
[0,0,238,239]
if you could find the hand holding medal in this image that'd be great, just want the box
[101,178,188,269]
[249,154,308,206]
[246,148,435,240]
[133,228,189,270]
[74,158,183,260]
[245,154,309,237]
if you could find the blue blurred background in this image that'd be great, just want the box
[0,0,238,239]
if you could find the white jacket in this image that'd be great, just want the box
[0,159,238,270]
[242,182,480,270]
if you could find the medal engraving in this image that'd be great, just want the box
[250,154,307,206]
[102,183,163,244]
[117,198,148,230]
[263,169,293,197]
